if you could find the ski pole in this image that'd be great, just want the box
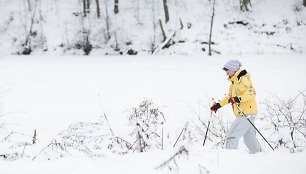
[203,98,215,147]
[229,95,275,151]
[173,127,185,148]
[203,110,213,146]
[173,121,189,148]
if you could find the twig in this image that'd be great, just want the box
[32,143,53,160]
[1,131,32,143]
[1,132,14,142]
[21,143,30,158]
[162,127,164,150]
[125,139,138,153]
[32,129,37,144]
[156,146,188,169]
[97,94,115,137]
[173,125,186,148]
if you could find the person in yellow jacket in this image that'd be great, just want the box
[210,60,261,154]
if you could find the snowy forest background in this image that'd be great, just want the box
[0,0,306,56]
[0,0,306,174]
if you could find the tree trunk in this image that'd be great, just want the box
[159,18,166,42]
[179,18,183,29]
[87,0,90,11]
[208,0,216,56]
[95,0,101,18]
[27,0,32,11]
[105,2,111,40]
[84,35,92,55]
[138,129,143,152]
[240,0,251,11]
[83,0,90,17]
[135,0,140,23]
[83,0,87,17]
[304,0,306,7]
[163,0,169,23]
[290,128,296,148]
[114,0,119,14]
[151,0,157,52]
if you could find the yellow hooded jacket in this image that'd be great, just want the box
[219,68,258,117]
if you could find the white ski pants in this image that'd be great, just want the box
[226,114,261,154]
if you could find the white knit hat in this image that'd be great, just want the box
[224,60,242,71]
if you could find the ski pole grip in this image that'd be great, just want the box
[229,95,237,105]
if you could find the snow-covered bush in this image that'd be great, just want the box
[107,136,132,154]
[156,146,189,173]
[197,111,232,148]
[190,100,232,149]
[128,99,165,152]
[261,91,306,152]
[32,121,113,160]
[0,130,36,161]
[0,88,38,161]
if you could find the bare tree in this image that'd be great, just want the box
[95,0,101,18]
[26,0,32,11]
[208,0,216,56]
[114,0,119,14]
[151,0,157,53]
[83,0,87,17]
[80,0,93,55]
[84,35,92,55]
[163,0,169,23]
[83,0,86,17]
[159,19,166,42]
[87,0,90,10]
[104,0,111,40]
[135,0,141,24]
[240,0,251,11]
[83,0,90,17]
[22,0,40,55]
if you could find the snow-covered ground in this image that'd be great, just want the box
[0,55,305,174]
[1,0,306,173]
[1,148,306,174]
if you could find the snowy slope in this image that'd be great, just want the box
[0,0,305,56]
